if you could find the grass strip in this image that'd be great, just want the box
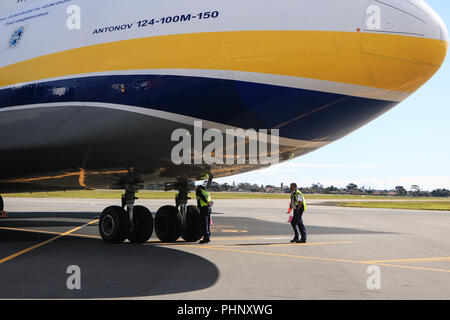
[335,201,450,211]
[2,190,449,201]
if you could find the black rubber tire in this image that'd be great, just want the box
[0,195,3,211]
[181,205,204,242]
[99,206,130,244]
[155,205,183,242]
[127,205,153,243]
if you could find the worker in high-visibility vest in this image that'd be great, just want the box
[196,185,213,244]
[290,183,307,243]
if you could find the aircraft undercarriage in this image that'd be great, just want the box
[98,183,204,244]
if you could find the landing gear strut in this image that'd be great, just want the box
[99,187,153,244]
[154,182,203,243]
[98,182,203,244]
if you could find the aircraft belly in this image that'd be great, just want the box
[0,72,399,192]
[0,104,306,192]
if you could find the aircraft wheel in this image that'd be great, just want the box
[127,205,153,243]
[99,206,130,244]
[155,205,182,242]
[181,205,204,242]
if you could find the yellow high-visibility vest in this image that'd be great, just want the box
[292,189,307,211]
[197,189,212,207]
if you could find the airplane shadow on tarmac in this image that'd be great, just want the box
[0,212,220,299]
[0,212,100,232]
[0,212,396,298]
[0,212,397,238]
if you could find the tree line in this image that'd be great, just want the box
[146,182,450,197]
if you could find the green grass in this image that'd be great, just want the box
[335,201,450,211]
[3,190,290,200]
[303,194,446,201]
[3,190,450,211]
[3,190,449,201]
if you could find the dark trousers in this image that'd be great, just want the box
[200,206,211,240]
[291,209,307,240]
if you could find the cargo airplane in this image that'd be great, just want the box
[0,0,447,243]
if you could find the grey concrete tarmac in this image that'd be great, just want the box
[0,197,449,299]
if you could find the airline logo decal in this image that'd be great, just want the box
[9,27,24,48]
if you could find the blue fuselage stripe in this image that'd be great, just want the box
[0,75,398,141]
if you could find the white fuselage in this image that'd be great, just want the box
[0,0,447,192]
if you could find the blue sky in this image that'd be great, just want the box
[217,0,450,191]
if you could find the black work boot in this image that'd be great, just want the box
[199,238,210,244]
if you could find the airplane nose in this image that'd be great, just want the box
[407,0,449,42]
[361,0,448,94]
[364,0,448,41]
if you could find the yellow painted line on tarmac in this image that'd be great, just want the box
[183,245,450,274]
[0,219,98,265]
[0,226,101,239]
[156,241,354,248]
[215,229,248,233]
[211,225,239,228]
[210,236,292,241]
[69,233,102,239]
[184,244,366,264]
[0,226,66,236]
[373,262,450,274]
[0,227,288,243]
[362,257,450,263]
[2,225,449,274]
[208,241,355,248]
[149,236,294,243]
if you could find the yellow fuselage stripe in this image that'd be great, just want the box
[0,31,447,94]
